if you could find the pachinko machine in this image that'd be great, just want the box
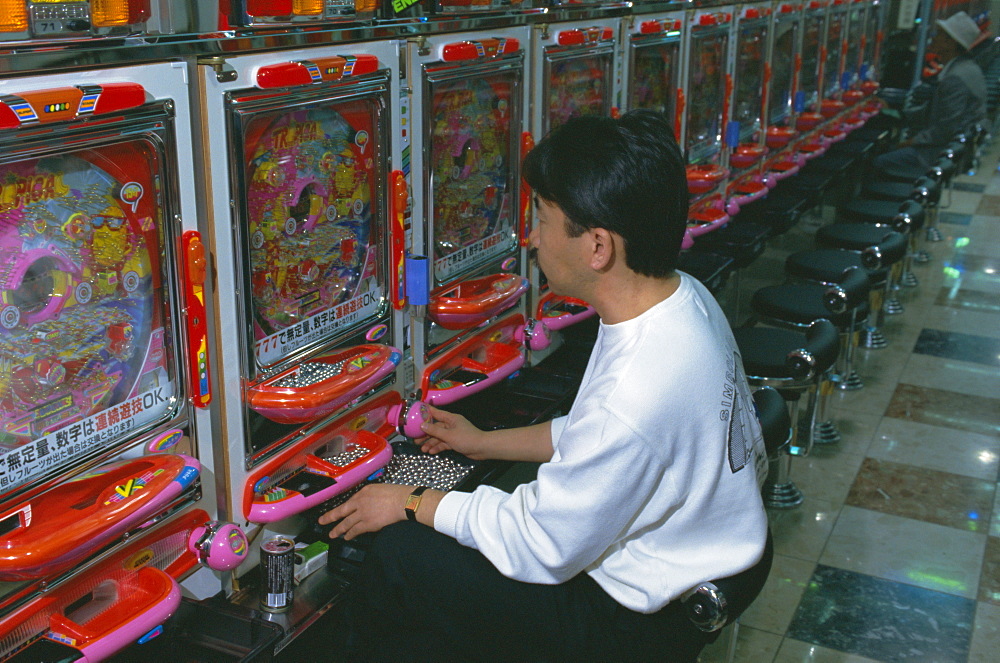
[0,0,162,43]
[792,0,832,161]
[0,62,246,661]
[725,3,773,214]
[525,16,623,339]
[406,28,549,406]
[623,10,684,129]
[682,7,735,247]
[763,2,806,184]
[192,40,418,547]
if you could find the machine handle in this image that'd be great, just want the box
[519,132,535,247]
[390,170,408,310]
[46,567,181,663]
[181,231,211,407]
[388,399,432,438]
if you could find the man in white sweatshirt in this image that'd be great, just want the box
[319,110,769,661]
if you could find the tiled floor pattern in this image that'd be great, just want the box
[700,145,1000,662]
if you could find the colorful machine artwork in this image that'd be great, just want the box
[244,102,379,343]
[0,146,167,451]
[430,74,515,277]
[687,32,727,155]
[734,24,767,135]
[630,44,677,118]
[547,55,608,131]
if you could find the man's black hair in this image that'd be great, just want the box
[522,110,688,277]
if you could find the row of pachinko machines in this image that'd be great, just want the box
[0,0,887,659]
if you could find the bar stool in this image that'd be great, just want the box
[860,174,941,263]
[814,218,913,320]
[751,267,870,391]
[872,155,956,242]
[785,230,907,349]
[689,387,784,662]
[734,319,840,508]
[836,198,925,288]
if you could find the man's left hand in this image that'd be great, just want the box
[318,483,413,540]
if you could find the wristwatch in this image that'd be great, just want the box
[404,486,428,522]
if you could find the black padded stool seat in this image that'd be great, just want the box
[817,222,906,251]
[861,176,941,205]
[751,268,870,391]
[817,222,912,313]
[874,156,956,186]
[787,231,907,349]
[737,326,840,380]
[677,251,735,295]
[735,320,841,507]
[785,249,884,286]
[838,199,925,231]
[752,283,870,328]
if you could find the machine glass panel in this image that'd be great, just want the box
[0,130,181,496]
[686,28,729,161]
[824,11,845,96]
[628,37,681,121]
[229,80,390,375]
[863,4,881,72]
[769,19,799,124]
[425,63,521,288]
[844,7,864,81]
[801,13,824,108]
[543,47,614,133]
[734,21,769,141]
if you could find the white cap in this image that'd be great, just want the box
[936,11,981,51]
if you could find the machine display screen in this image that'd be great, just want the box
[629,40,681,124]
[0,139,178,495]
[734,22,769,140]
[686,30,728,162]
[545,51,613,133]
[242,97,386,368]
[769,20,799,125]
[428,72,519,286]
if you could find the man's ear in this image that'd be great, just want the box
[589,227,616,271]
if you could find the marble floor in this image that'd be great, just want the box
[700,146,1000,662]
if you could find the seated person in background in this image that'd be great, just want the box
[874,11,987,172]
[319,110,769,662]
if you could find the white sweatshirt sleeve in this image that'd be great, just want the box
[434,406,678,584]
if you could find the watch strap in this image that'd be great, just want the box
[404,486,428,522]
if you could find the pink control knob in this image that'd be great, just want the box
[388,400,431,438]
[188,521,249,572]
[515,318,552,351]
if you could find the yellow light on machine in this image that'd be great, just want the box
[91,0,133,27]
[0,0,29,33]
[292,0,324,15]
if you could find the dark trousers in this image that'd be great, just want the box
[335,522,716,663]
